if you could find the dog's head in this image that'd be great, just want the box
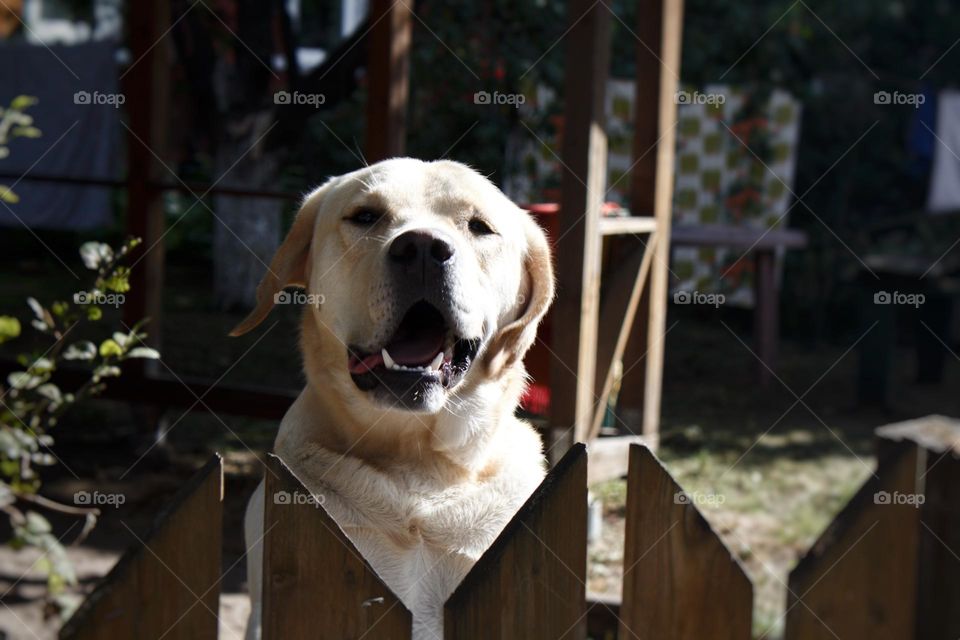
[231,159,553,416]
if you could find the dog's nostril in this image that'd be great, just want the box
[430,238,454,263]
[389,234,419,264]
[389,230,455,265]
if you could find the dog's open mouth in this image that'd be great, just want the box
[347,301,481,395]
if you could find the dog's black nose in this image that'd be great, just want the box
[389,230,455,267]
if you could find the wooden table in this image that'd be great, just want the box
[671,224,808,386]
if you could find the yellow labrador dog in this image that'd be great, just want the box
[233,158,554,640]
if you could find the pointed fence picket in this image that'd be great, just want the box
[58,416,960,639]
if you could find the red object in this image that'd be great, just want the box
[516,202,623,415]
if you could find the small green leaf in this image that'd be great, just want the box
[86,306,102,321]
[0,185,19,203]
[12,126,42,138]
[11,95,38,110]
[98,339,123,358]
[0,316,21,343]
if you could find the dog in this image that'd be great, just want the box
[232,158,554,639]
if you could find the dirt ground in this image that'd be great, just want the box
[1,258,959,638]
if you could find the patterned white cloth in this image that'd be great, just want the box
[927,89,960,213]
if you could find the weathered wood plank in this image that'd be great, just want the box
[444,444,588,640]
[785,437,922,640]
[618,0,685,441]
[262,455,411,640]
[551,0,611,455]
[620,444,752,639]
[60,456,223,640]
[878,416,960,640]
[366,0,412,161]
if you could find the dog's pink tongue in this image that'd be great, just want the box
[387,330,445,366]
[349,352,383,374]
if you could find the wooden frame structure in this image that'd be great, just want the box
[63,417,960,638]
[3,1,683,473]
[550,0,684,466]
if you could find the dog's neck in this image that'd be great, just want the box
[295,315,526,477]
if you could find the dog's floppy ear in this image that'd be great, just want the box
[229,181,333,337]
[483,213,555,376]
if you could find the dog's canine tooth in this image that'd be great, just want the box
[430,352,444,370]
[382,348,397,370]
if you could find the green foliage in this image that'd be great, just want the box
[0,238,157,617]
[0,95,42,204]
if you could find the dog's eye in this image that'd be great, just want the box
[468,217,496,236]
[346,207,384,226]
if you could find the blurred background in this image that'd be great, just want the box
[1,1,959,638]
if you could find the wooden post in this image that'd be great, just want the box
[444,444,588,639]
[551,0,610,457]
[786,416,960,640]
[123,0,169,356]
[619,444,752,639]
[365,0,412,162]
[618,0,684,442]
[754,249,777,387]
[60,456,223,640]
[262,455,412,639]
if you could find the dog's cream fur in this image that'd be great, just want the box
[233,159,554,639]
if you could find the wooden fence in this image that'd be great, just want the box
[60,416,960,639]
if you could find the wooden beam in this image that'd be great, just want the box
[60,456,223,640]
[591,233,658,439]
[620,445,753,639]
[551,0,611,458]
[123,0,170,363]
[598,216,657,235]
[365,0,412,161]
[263,455,412,639]
[877,416,960,640]
[786,416,960,639]
[444,444,587,639]
[621,0,684,441]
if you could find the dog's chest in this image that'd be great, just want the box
[316,468,530,637]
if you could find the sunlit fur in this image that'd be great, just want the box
[234,159,554,640]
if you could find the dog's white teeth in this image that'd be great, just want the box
[382,348,397,370]
[430,352,444,371]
